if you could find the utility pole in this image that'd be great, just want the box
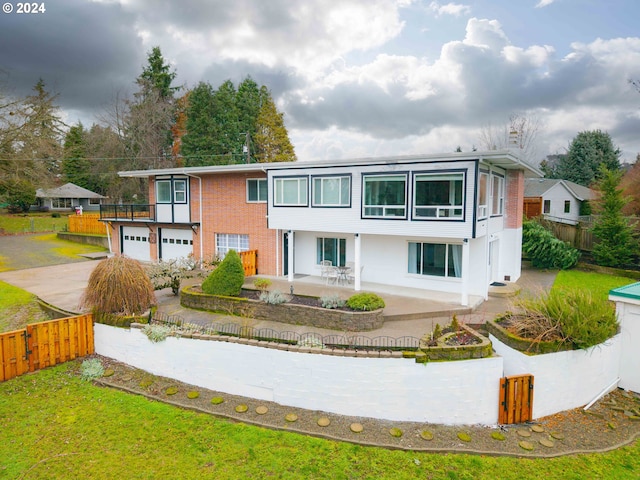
[242,132,251,163]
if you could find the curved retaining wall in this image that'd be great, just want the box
[95,323,502,425]
[490,333,622,419]
[181,287,384,331]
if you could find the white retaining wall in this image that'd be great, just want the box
[95,324,502,425]
[490,334,622,419]
[611,298,640,393]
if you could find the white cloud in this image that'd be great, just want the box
[535,0,556,8]
[428,1,471,17]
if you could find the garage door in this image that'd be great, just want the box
[159,228,193,261]
[121,226,151,262]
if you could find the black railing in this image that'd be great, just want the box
[150,311,420,351]
[100,204,155,221]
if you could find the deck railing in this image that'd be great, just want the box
[100,204,155,222]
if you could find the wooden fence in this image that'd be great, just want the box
[0,314,94,383]
[68,214,107,235]
[498,374,534,424]
[239,249,258,276]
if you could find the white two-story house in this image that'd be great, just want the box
[265,151,542,305]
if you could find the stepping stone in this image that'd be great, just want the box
[120,374,133,382]
[519,441,534,451]
[255,406,268,415]
[517,429,531,437]
[102,369,115,377]
[235,404,248,413]
[457,432,471,442]
[389,428,403,438]
[420,430,434,441]
[350,423,363,433]
[539,438,554,448]
[491,432,505,441]
[285,413,298,422]
[531,425,545,433]
[550,432,564,440]
[317,417,330,427]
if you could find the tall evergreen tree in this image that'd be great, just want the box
[547,130,620,186]
[181,82,216,166]
[210,80,240,161]
[254,87,296,163]
[138,46,178,100]
[236,77,261,160]
[591,167,637,267]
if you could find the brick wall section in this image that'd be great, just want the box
[198,172,278,275]
[505,170,524,229]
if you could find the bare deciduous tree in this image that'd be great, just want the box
[479,112,543,162]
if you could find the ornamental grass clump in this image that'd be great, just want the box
[201,250,245,296]
[504,288,618,350]
[80,255,155,316]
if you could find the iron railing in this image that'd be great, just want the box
[150,311,420,351]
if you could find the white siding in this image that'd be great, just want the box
[542,183,581,224]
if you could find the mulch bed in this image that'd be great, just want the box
[92,355,640,457]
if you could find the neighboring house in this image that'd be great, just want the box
[105,150,541,305]
[524,178,595,225]
[100,164,279,274]
[35,183,106,212]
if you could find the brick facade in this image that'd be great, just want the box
[505,170,524,229]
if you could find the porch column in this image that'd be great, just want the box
[287,230,294,283]
[461,239,470,306]
[354,233,361,291]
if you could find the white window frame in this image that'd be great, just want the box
[477,172,489,219]
[274,177,308,206]
[173,179,187,203]
[88,198,101,205]
[52,198,73,209]
[408,242,462,279]
[246,178,267,203]
[564,200,571,214]
[491,174,504,216]
[156,180,172,204]
[215,233,249,258]
[316,237,347,266]
[312,175,351,207]
[413,172,465,220]
[362,174,407,218]
[543,199,551,214]
[156,178,187,204]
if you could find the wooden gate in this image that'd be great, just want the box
[0,314,94,382]
[499,374,534,424]
[523,198,542,219]
[239,249,258,276]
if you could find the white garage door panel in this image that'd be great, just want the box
[121,226,151,262]
[160,228,193,261]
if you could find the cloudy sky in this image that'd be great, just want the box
[1,0,639,164]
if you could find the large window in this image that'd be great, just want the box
[312,176,350,207]
[477,172,489,218]
[52,198,72,209]
[216,233,249,257]
[362,174,407,218]
[156,178,187,204]
[247,179,267,203]
[316,237,346,266]
[564,200,571,214]
[414,173,464,219]
[408,242,462,278]
[491,174,504,216]
[274,177,308,206]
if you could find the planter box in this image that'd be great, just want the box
[416,324,492,361]
[180,286,384,331]
[485,317,572,355]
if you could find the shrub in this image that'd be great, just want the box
[259,290,288,305]
[346,292,385,311]
[522,219,580,269]
[320,294,346,309]
[80,358,105,381]
[201,250,245,296]
[505,288,618,350]
[80,255,155,316]
[51,212,60,218]
[2,179,36,213]
[253,278,272,291]
[142,324,172,343]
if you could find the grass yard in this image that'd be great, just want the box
[0,362,638,480]
[32,233,108,257]
[553,269,636,301]
[0,280,49,332]
[0,212,69,234]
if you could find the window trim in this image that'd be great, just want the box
[156,177,188,205]
[543,199,551,214]
[361,172,408,220]
[411,169,466,221]
[52,198,73,209]
[311,174,352,208]
[215,233,250,258]
[564,200,571,214]
[477,171,489,220]
[490,173,505,217]
[173,179,187,204]
[246,178,268,203]
[316,237,347,267]
[273,176,309,207]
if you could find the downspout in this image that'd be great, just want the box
[184,172,204,263]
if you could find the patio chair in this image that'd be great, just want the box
[320,260,336,284]
[347,264,363,284]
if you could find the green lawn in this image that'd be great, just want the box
[0,212,69,233]
[553,269,636,301]
[0,363,638,480]
[0,280,48,332]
